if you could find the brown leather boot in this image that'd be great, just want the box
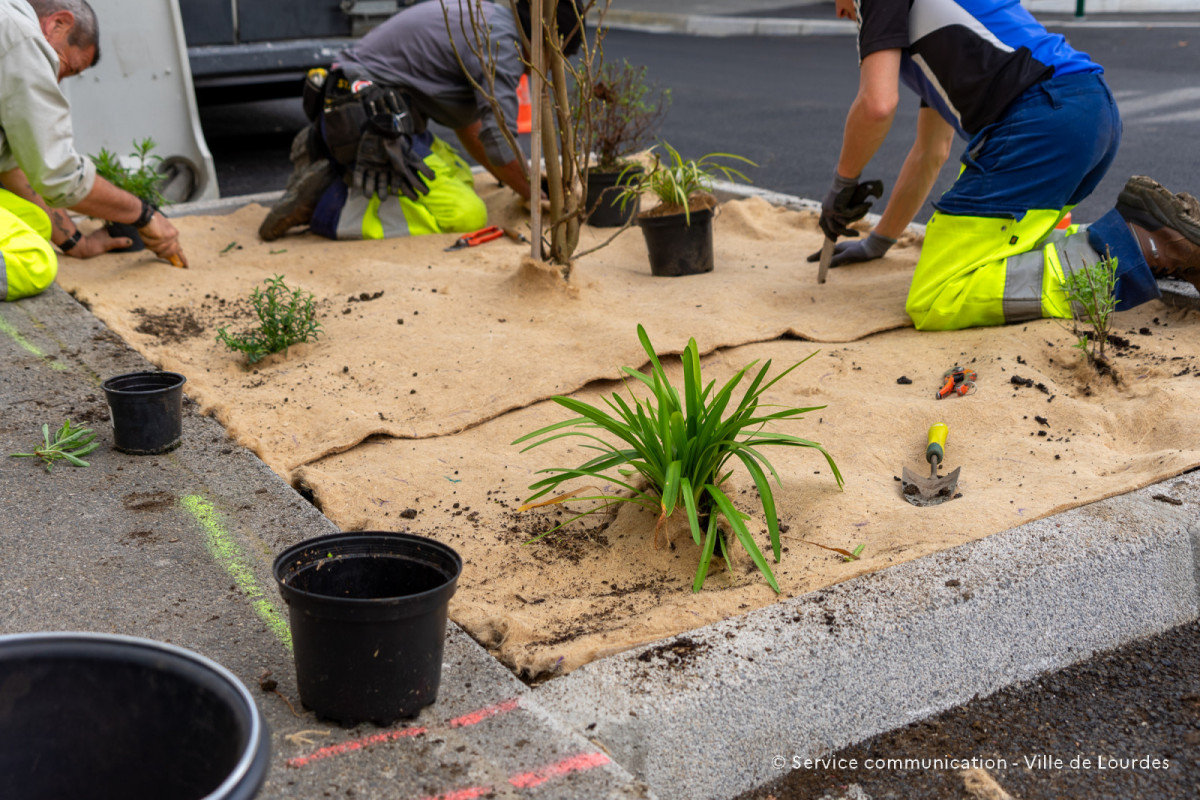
[1116,175,1200,291]
[258,126,336,242]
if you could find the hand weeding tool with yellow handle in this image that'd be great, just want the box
[901,422,961,506]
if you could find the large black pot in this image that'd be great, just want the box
[585,166,642,228]
[274,531,462,726]
[102,370,186,454]
[639,205,715,277]
[0,632,270,800]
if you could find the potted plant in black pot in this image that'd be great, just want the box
[90,138,169,252]
[577,60,670,228]
[616,142,755,276]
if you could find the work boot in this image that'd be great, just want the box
[1115,175,1200,291]
[259,127,336,241]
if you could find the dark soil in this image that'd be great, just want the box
[132,306,206,343]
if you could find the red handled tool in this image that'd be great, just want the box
[936,366,976,399]
[444,226,525,251]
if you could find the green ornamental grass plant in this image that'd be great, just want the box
[217,275,323,365]
[617,142,755,224]
[513,325,843,592]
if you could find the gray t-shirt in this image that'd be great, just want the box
[338,0,525,167]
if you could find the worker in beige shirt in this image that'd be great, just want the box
[0,0,187,302]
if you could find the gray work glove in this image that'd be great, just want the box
[806,231,897,267]
[353,88,435,202]
[819,172,883,240]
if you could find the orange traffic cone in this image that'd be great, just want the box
[517,74,531,134]
[1055,211,1072,230]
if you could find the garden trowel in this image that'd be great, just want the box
[816,179,884,284]
[901,422,961,507]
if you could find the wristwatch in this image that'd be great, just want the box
[59,230,82,252]
[134,198,158,228]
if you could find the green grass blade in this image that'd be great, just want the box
[710,486,780,593]
[692,510,720,592]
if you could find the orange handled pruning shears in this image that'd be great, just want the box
[937,366,977,399]
[444,226,507,251]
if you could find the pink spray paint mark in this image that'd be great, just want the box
[287,725,427,768]
[448,697,521,728]
[288,697,521,769]
[418,787,493,800]
[508,751,612,789]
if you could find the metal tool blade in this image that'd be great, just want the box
[817,236,835,284]
[900,465,961,507]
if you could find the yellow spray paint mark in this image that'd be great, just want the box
[181,494,292,650]
[0,312,68,370]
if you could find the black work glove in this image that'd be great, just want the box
[353,88,435,202]
[819,172,884,240]
[354,132,434,202]
[806,231,897,267]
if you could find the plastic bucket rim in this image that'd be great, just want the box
[0,630,265,800]
[274,531,462,607]
[102,371,187,396]
[637,205,714,229]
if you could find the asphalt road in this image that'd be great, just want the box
[196,21,1200,799]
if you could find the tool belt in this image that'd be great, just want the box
[305,66,425,168]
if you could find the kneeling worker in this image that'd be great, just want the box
[1,0,187,302]
[259,0,583,242]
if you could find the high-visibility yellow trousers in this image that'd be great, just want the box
[0,188,56,302]
[313,134,488,241]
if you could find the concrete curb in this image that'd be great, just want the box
[601,10,1200,38]
[534,483,1200,799]
[603,11,854,38]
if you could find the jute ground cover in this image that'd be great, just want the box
[57,180,1200,678]
[58,177,916,473]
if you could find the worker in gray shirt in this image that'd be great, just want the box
[0,0,186,301]
[260,0,584,242]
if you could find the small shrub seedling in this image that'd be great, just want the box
[513,325,842,593]
[90,138,169,207]
[217,275,323,365]
[579,60,671,172]
[11,420,98,472]
[1061,250,1119,365]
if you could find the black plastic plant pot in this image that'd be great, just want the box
[585,166,642,228]
[0,632,270,800]
[101,370,186,454]
[639,206,715,277]
[273,531,463,726]
[104,221,146,252]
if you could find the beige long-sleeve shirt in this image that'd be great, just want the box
[0,0,94,208]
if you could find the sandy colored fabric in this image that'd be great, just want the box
[57,176,916,472]
[55,179,1200,678]
[294,304,1200,678]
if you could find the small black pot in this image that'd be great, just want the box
[274,531,463,726]
[0,632,270,800]
[585,166,642,228]
[639,205,715,277]
[105,221,145,252]
[102,371,186,454]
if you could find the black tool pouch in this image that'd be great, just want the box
[322,96,368,167]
